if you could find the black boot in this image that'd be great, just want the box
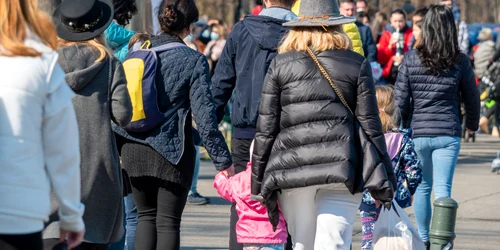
[424,241,430,250]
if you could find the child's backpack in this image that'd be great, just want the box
[122,41,187,132]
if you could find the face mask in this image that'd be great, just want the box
[210,32,220,41]
[202,30,210,39]
[407,20,413,28]
[185,34,193,42]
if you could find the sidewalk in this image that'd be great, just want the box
[180,134,500,250]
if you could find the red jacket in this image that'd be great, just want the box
[377,28,413,79]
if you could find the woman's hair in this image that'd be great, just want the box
[58,33,112,62]
[370,12,388,41]
[414,7,429,19]
[417,5,460,75]
[375,85,396,132]
[391,9,407,20]
[128,32,152,50]
[278,26,352,54]
[255,0,263,5]
[158,0,199,35]
[113,0,138,26]
[213,24,227,40]
[0,0,57,57]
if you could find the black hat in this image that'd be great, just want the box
[53,0,114,42]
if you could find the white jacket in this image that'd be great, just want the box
[0,36,85,234]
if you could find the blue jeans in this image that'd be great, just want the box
[413,136,461,242]
[124,194,137,250]
[189,146,201,195]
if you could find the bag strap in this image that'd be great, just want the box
[305,47,354,116]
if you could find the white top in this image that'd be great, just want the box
[0,35,85,234]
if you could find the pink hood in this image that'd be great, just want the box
[214,163,288,244]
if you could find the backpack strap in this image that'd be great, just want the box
[151,42,187,53]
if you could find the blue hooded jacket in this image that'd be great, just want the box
[211,12,296,139]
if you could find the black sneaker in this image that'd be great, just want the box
[424,241,430,250]
[187,192,210,205]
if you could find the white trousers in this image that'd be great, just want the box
[278,185,362,250]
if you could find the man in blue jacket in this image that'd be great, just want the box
[211,0,297,249]
[339,0,377,62]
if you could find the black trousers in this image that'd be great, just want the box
[229,138,252,250]
[229,138,293,250]
[44,239,108,250]
[0,232,43,250]
[131,178,189,250]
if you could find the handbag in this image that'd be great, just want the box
[305,48,394,205]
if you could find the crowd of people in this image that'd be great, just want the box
[0,0,487,250]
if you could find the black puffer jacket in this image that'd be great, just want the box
[395,51,480,137]
[252,50,396,225]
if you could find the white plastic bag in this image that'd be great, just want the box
[372,202,426,250]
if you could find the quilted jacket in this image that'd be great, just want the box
[114,34,232,171]
[252,49,396,226]
[395,51,480,137]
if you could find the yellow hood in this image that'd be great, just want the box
[291,0,364,56]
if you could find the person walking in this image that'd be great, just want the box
[0,1,85,249]
[214,141,288,250]
[211,0,297,249]
[474,28,496,79]
[252,1,396,249]
[339,0,377,62]
[44,0,133,249]
[409,7,428,50]
[377,9,413,85]
[204,24,227,76]
[113,0,233,249]
[395,5,480,248]
[104,1,140,250]
[377,10,412,84]
[359,85,423,250]
[440,0,470,55]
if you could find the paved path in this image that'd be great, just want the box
[180,134,500,250]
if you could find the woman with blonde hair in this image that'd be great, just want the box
[252,0,396,249]
[0,0,85,249]
[43,0,133,249]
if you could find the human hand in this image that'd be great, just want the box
[221,165,235,177]
[389,36,399,47]
[60,229,85,250]
[393,55,404,64]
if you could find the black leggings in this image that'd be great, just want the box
[131,178,189,250]
[0,232,43,250]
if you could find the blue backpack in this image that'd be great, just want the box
[122,41,187,132]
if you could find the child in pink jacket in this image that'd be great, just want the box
[214,141,288,250]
